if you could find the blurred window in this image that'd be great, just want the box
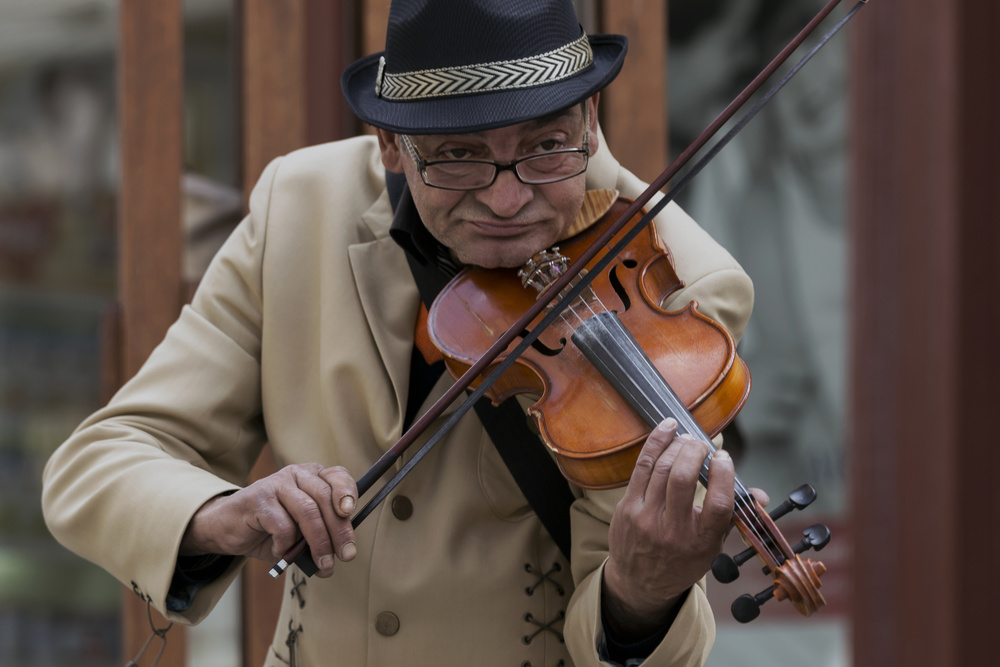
[0,2,120,664]
[0,1,237,664]
[668,1,849,665]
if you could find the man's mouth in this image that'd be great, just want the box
[466,219,535,237]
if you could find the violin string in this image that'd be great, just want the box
[549,286,776,558]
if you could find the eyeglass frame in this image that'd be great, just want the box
[398,108,592,191]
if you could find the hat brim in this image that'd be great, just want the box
[341,34,628,135]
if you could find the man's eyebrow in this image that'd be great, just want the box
[420,105,581,144]
[524,105,579,131]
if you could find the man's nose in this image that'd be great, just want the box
[475,168,533,217]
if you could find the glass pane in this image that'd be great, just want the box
[0,2,240,664]
[668,1,850,664]
[0,1,121,664]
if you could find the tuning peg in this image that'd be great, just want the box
[792,524,831,554]
[711,544,757,583]
[732,587,775,623]
[769,484,817,521]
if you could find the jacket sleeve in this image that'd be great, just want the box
[563,161,755,666]
[41,157,287,625]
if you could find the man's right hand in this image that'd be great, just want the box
[180,463,359,578]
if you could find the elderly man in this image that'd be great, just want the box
[43,1,753,665]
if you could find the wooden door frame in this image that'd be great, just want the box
[849,0,1000,665]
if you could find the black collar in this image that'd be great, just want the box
[387,172,459,307]
[387,172,459,278]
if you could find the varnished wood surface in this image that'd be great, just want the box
[599,0,669,184]
[239,2,306,665]
[850,0,1000,665]
[118,0,186,665]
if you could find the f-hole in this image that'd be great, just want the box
[518,258,639,357]
[608,259,638,311]
[520,327,566,357]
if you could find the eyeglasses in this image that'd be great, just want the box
[400,123,590,191]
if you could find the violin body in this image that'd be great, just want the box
[428,197,751,489]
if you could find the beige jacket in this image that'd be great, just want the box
[42,131,753,667]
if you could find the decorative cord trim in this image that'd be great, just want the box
[522,611,566,644]
[273,620,303,667]
[524,562,565,596]
[521,561,568,647]
[125,600,173,667]
[290,571,307,609]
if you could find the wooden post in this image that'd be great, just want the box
[118,0,186,665]
[240,0,308,196]
[850,0,1000,665]
[362,0,390,68]
[304,0,359,144]
[238,2,307,662]
[599,0,669,184]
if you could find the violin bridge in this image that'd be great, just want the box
[518,249,599,317]
[518,248,570,293]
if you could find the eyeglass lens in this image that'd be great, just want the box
[423,151,587,189]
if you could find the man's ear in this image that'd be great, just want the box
[376,128,405,172]
[587,93,600,156]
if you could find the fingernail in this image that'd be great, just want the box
[339,495,355,514]
[341,542,357,561]
[319,554,334,570]
[659,418,677,431]
[714,449,731,461]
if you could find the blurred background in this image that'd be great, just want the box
[1,0,993,666]
[0,1,239,664]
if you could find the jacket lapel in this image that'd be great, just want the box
[349,197,421,437]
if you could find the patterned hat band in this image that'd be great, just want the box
[375,33,594,101]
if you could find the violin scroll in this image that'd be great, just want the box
[712,484,831,623]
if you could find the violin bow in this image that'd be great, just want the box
[272,0,869,578]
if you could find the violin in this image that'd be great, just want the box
[428,195,829,622]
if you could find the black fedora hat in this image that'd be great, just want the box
[342,0,628,135]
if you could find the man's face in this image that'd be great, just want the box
[378,96,599,269]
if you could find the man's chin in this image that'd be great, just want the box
[456,235,554,270]
[461,250,534,271]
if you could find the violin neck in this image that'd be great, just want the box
[571,311,743,493]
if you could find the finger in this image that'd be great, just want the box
[642,432,689,508]
[320,466,359,518]
[624,418,678,505]
[316,467,359,564]
[250,490,305,556]
[273,484,336,572]
[749,487,770,508]
[661,436,712,526]
[699,448,736,540]
[277,466,354,574]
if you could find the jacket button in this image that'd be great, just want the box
[375,611,400,636]
[391,495,413,520]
